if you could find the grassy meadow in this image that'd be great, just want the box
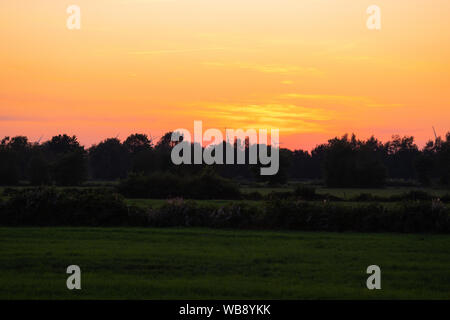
[1,227,450,300]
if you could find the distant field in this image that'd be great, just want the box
[125,198,432,210]
[1,228,450,299]
[315,187,450,199]
[2,185,449,210]
[241,186,295,195]
[240,186,450,199]
[125,198,262,209]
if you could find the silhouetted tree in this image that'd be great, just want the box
[155,132,175,171]
[124,134,156,175]
[436,133,450,186]
[323,134,386,187]
[0,136,33,185]
[0,149,19,185]
[40,135,87,185]
[1,131,449,187]
[89,138,130,180]
[355,136,387,187]
[43,134,83,155]
[124,133,152,154]
[53,151,88,186]
[385,135,419,179]
[29,154,51,185]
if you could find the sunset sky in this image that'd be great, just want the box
[1,0,449,150]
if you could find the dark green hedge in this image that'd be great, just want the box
[117,171,241,200]
[0,188,144,226]
[1,188,449,233]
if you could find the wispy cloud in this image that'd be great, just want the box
[183,103,333,133]
[128,47,229,55]
[280,93,365,102]
[203,62,323,76]
[280,93,404,108]
[0,114,154,123]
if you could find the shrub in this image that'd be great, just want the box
[209,204,260,229]
[147,199,197,227]
[118,171,241,200]
[0,187,137,226]
[118,172,183,198]
[396,201,450,233]
[147,199,260,229]
[188,171,241,200]
[262,199,450,233]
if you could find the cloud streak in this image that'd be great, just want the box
[203,62,323,76]
[183,102,333,133]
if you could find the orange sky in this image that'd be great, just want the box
[1,0,450,150]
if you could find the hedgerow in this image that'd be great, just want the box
[1,188,449,233]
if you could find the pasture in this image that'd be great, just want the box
[1,227,449,299]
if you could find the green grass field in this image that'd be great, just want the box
[1,227,449,300]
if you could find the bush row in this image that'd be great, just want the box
[145,199,450,233]
[1,188,450,233]
[0,188,142,226]
[117,171,241,200]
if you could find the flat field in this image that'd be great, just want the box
[1,227,449,299]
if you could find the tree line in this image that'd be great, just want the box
[0,132,449,187]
